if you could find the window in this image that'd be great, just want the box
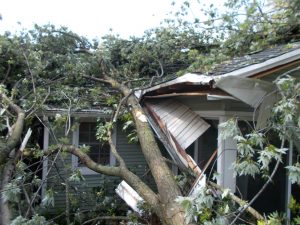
[78,122,110,165]
[73,121,115,174]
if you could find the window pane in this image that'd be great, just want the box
[78,122,110,166]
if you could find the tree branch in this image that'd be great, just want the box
[208,181,264,221]
[62,144,160,208]
[0,94,25,163]
[82,75,112,85]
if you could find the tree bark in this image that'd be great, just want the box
[101,76,186,225]
[0,94,25,225]
[0,155,16,225]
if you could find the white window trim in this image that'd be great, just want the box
[41,117,49,199]
[72,121,116,175]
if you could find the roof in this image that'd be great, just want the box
[203,42,300,76]
[43,105,112,117]
[145,99,210,150]
[139,42,300,98]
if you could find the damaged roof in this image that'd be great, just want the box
[139,41,300,98]
[202,42,300,76]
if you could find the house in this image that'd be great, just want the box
[41,41,300,219]
[40,107,153,215]
[137,41,300,216]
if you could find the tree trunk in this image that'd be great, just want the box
[0,157,16,225]
[103,76,186,225]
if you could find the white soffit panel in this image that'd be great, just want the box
[215,76,276,108]
[148,99,210,150]
[115,181,143,214]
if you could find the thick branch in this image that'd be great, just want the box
[208,181,264,221]
[62,145,121,176]
[82,75,112,85]
[60,145,159,207]
[101,75,182,203]
[84,74,185,224]
[0,94,25,163]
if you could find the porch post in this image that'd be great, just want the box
[217,116,237,192]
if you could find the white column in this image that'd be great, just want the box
[217,116,237,192]
[41,117,49,199]
[285,142,293,224]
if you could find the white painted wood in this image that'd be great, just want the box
[20,128,32,152]
[116,181,143,214]
[196,110,253,120]
[286,142,293,223]
[217,116,237,192]
[194,139,199,164]
[189,175,206,197]
[71,127,79,170]
[149,100,210,150]
[42,119,49,199]
[142,73,212,94]
[110,126,117,166]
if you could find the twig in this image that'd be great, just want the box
[61,91,72,136]
[229,138,286,224]
[81,216,130,225]
[21,182,35,215]
[2,63,11,84]
[208,181,264,221]
[25,86,51,119]
[23,52,36,95]
[149,60,164,86]
[25,147,63,217]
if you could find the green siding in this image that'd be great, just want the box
[44,121,151,213]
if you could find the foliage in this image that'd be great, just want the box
[96,121,113,142]
[68,169,85,183]
[218,76,299,183]
[0,0,299,224]
[42,189,55,207]
[165,0,300,74]
[11,215,48,225]
[176,187,235,224]
[2,181,21,203]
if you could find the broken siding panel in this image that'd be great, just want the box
[180,122,210,150]
[166,107,191,131]
[116,181,143,214]
[147,99,210,150]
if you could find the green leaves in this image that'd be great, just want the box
[11,215,47,225]
[96,121,113,142]
[233,159,260,178]
[177,186,235,224]
[2,182,21,203]
[286,162,300,185]
[42,189,55,207]
[219,118,239,140]
[68,169,85,183]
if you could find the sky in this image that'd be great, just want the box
[0,0,176,39]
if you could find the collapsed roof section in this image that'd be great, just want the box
[117,42,300,212]
[138,40,300,180]
[145,99,210,171]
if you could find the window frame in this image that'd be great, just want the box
[72,119,116,175]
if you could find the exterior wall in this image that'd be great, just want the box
[42,120,150,212]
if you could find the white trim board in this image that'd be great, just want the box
[41,123,50,199]
[195,110,254,120]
